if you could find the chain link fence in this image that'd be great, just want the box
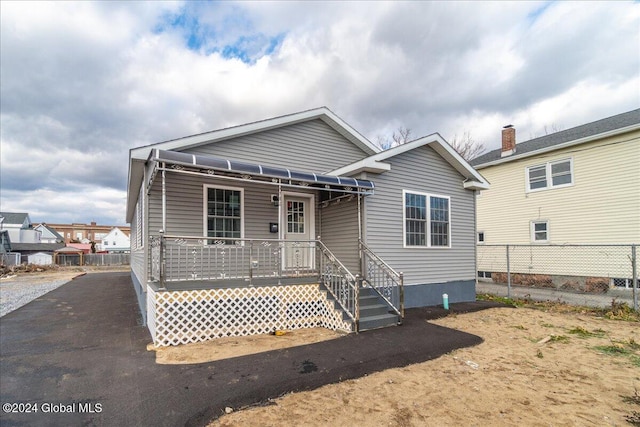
[477,244,638,309]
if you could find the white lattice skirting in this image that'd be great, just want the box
[147,284,353,346]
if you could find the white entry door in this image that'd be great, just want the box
[283,195,314,270]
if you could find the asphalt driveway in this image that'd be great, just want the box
[0,272,504,426]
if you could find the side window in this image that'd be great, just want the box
[526,158,573,192]
[403,191,451,248]
[531,220,549,243]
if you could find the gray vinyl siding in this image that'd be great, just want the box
[320,197,360,275]
[149,173,284,239]
[182,119,368,173]
[364,145,476,285]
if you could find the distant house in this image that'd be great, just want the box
[0,212,64,263]
[471,108,640,289]
[0,212,40,244]
[98,227,130,253]
[127,107,489,346]
[47,222,131,245]
[34,224,65,244]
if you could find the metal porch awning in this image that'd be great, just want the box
[151,149,374,193]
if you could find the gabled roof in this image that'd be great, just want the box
[127,107,380,222]
[0,212,31,227]
[330,133,490,191]
[471,108,640,168]
[34,224,65,241]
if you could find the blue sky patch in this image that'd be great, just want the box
[527,1,554,24]
[154,4,285,64]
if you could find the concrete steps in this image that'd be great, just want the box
[358,287,400,331]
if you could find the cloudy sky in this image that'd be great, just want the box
[1,1,638,226]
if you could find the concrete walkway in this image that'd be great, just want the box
[0,272,504,427]
[477,281,638,309]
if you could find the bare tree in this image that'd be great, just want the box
[376,126,412,150]
[377,126,485,162]
[529,123,564,140]
[449,131,486,161]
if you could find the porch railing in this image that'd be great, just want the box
[317,241,359,325]
[359,239,404,318]
[150,235,318,284]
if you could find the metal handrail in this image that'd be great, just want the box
[359,239,404,318]
[316,240,359,327]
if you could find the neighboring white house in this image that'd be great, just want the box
[0,212,41,243]
[470,108,640,290]
[34,224,65,244]
[98,227,130,253]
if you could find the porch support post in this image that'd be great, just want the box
[357,193,363,277]
[161,163,167,232]
[277,181,283,240]
[277,180,283,284]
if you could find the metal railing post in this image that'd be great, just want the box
[354,274,361,333]
[159,231,166,290]
[632,244,638,311]
[399,272,405,319]
[506,244,511,298]
[249,240,253,286]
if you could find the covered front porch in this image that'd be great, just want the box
[144,149,403,345]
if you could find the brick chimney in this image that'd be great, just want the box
[501,125,516,157]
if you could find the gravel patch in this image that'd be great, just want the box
[0,278,74,317]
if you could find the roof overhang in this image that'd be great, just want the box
[126,107,379,222]
[329,133,490,191]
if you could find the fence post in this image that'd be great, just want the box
[506,245,511,298]
[632,244,638,311]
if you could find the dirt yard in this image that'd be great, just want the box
[202,306,639,427]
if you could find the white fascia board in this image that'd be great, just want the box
[329,159,391,176]
[126,158,145,223]
[474,123,640,169]
[332,133,490,188]
[463,180,490,190]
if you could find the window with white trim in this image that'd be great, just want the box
[404,191,450,247]
[531,220,549,243]
[526,158,572,192]
[205,186,243,243]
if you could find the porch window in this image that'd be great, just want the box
[403,191,450,248]
[206,186,243,243]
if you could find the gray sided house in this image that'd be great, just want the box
[126,108,489,346]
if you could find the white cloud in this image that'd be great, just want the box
[1,0,638,224]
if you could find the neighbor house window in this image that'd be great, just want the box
[531,220,549,243]
[526,158,573,192]
[205,186,243,243]
[403,191,450,247]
